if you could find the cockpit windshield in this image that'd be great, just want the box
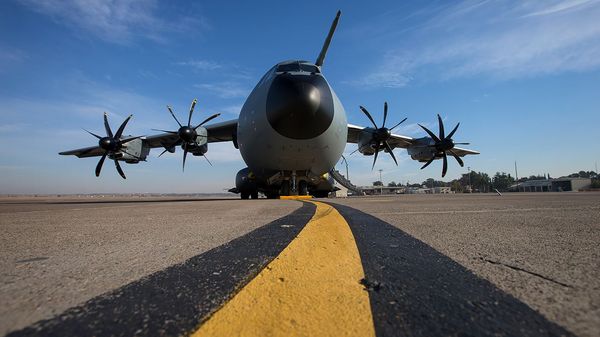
[275,62,320,74]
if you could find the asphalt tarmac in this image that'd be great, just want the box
[0,193,598,336]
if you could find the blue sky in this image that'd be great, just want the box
[1,0,599,194]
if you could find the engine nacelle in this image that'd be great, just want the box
[407,137,437,162]
[190,143,208,156]
[235,167,257,193]
[357,129,378,155]
[114,137,149,163]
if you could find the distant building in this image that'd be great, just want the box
[360,186,405,195]
[511,177,591,192]
[434,187,452,194]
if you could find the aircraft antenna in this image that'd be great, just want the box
[315,10,341,68]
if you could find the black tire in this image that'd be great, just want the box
[299,180,308,196]
[241,192,250,200]
[312,191,330,198]
[251,191,259,199]
[280,180,290,196]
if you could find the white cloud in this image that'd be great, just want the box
[17,0,207,44]
[194,82,250,99]
[355,0,600,87]
[0,47,27,71]
[176,60,223,71]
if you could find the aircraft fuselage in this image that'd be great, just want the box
[237,60,347,181]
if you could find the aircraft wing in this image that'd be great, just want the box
[450,146,480,156]
[144,119,238,148]
[60,119,239,158]
[59,146,106,158]
[347,124,414,149]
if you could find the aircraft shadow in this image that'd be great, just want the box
[331,203,574,337]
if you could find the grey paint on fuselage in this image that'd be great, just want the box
[237,60,347,179]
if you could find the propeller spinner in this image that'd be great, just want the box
[153,99,220,171]
[418,114,470,177]
[359,102,407,169]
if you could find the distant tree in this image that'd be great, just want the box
[388,181,397,187]
[451,180,463,193]
[460,171,492,192]
[373,181,383,186]
[492,172,515,191]
[422,178,448,188]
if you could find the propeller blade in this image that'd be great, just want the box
[203,154,213,166]
[182,146,189,172]
[421,157,435,170]
[84,129,102,139]
[382,102,388,128]
[437,114,445,139]
[446,122,460,139]
[453,142,470,145]
[95,152,107,177]
[449,149,464,167]
[383,141,398,166]
[114,159,126,179]
[195,113,221,128]
[418,124,441,142]
[114,115,133,139]
[360,106,379,129]
[151,129,178,134]
[371,143,380,170]
[120,136,142,143]
[442,152,448,177]
[187,99,197,127]
[167,105,182,128]
[158,148,169,157]
[103,113,113,138]
[389,117,407,131]
[158,139,181,157]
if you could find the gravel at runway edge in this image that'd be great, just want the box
[330,203,575,337]
[7,202,315,337]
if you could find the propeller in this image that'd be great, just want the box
[153,98,220,171]
[85,113,139,179]
[359,102,407,169]
[418,114,470,177]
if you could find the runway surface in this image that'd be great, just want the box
[1,193,598,336]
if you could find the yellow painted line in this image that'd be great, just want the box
[279,195,313,200]
[191,201,375,337]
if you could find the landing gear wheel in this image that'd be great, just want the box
[312,191,330,198]
[251,191,259,199]
[280,180,290,196]
[265,193,279,199]
[241,192,249,200]
[299,180,308,196]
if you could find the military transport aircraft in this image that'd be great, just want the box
[60,11,479,199]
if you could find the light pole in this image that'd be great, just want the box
[467,166,472,193]
[378,169,383,195]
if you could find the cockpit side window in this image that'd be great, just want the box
[300,64,320,73]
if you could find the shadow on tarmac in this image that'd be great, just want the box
[332,203,574,337]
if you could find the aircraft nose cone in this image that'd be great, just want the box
[266,74,334,139]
